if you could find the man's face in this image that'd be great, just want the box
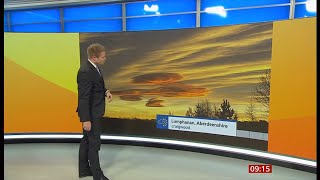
[93,51,107,65]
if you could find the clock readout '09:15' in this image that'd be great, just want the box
[248,164,272,173]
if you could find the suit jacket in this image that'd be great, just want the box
[76,60,107,122]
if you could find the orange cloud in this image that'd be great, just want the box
[145,83,209,97]
[113,83,209,99]
[132,73,183,84]
[146,98,164,107]
[119,95,142,101]
[112,89,143,96]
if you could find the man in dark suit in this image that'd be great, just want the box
[77,43,112,180]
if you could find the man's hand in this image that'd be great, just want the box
[83,121,91,131]
[105,90,113,102]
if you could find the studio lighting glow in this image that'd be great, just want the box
[204,6,227,17]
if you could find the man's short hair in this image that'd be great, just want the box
[87,43,106,58]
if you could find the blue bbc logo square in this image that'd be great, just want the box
[156,115,169,129]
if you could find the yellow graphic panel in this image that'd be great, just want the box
[268,18,316,160]
[4,33,80,93]
[4,33,82,133]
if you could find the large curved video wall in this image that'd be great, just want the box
[4,17,316,161]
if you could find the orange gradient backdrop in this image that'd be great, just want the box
[268,17,316,160]
[4,33,81,133]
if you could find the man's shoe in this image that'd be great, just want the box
[79,171,93,178]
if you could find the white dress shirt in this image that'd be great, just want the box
[88,59,101,76]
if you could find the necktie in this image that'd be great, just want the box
[96,67,102,76]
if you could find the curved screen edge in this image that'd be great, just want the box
[4,133,316,172]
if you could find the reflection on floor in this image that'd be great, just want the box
[4,143,316,180]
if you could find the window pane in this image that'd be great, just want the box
[127,14,196,31]
[201,0,290,10]
[126,0,196,17]
[4,12,7,25]
[294,4,317,18]
[296,0,308,2]
[64,19,122,32]
[201,6,290,27]
[4,25,8,32]
[10,8,60,24]
[11,23,61,32]
[63,4,122,21]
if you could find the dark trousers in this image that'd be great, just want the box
[79,118,103,180]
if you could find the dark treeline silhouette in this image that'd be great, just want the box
[185,99,238,120]
[182,98,268,132]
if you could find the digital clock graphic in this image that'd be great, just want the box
[248,164,272,173]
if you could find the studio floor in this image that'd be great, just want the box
[4,143,316,180]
